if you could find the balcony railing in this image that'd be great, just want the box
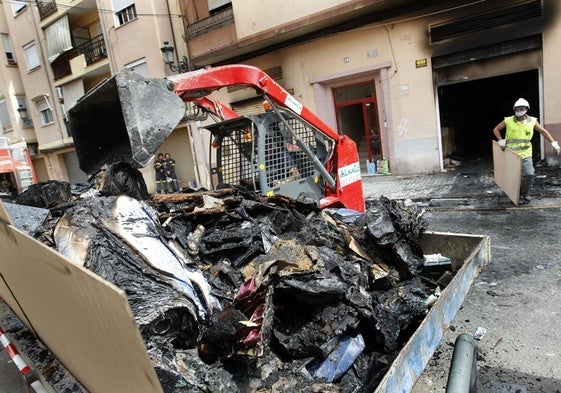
[187,6,234,40]
[76,34,107,65]
[51,35,107,80]
[36,0,57,20]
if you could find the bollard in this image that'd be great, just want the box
[445,333,477,393]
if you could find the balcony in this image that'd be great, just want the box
[36,0,57,20]
[187,6,234,40]
[51,35,107,80]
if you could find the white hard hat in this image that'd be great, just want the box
[513,98,530,108]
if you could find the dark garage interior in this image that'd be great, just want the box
[438,69,540,167]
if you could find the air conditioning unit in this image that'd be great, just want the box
[56,87,64,101]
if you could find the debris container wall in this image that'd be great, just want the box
[374,231,490,393]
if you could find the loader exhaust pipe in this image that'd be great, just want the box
[68,69,186,175]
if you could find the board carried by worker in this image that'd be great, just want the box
[491,140,522,205]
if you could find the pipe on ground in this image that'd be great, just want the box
[445,333,477,393]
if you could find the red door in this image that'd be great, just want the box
[333,82,382,164]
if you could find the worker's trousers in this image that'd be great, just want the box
[520,157,534,199]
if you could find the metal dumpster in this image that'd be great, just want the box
[0,198,490,392]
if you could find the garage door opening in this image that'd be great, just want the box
[438,69,540,168]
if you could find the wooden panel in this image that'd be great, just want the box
[0,202,33,332]
[492,140,522,205]
[0,200,163,393]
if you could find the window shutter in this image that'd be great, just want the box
[61,80,85,112]
[0,100,12,132]
[112,0,134,12]
[208,0,230,11]
[23,43,40,70]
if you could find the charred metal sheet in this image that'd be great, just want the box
[2,203,49,235]
[53,196,215,353]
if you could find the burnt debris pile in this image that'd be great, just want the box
[15,169,454,392]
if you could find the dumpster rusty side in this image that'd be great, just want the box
[374,231,491,393]
[0,192,490,393]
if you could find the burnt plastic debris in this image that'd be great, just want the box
[12,165,462,392]
[15,180,72,208]
[91,161,151,200]
[305,334,366,383]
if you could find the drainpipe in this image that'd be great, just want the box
[445,333,477,393]
[166,0,189,69]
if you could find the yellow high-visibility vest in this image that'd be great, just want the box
[504,115,536,159]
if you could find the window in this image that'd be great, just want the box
[125,58,148,77]
[23,42,40,71]
[35,97,54,125]
[208,0,231,13]
[1,34,16,65]
[112,0,137,26]
[0,100,13,132]
[116,5,137,25]
[11,0,26,14]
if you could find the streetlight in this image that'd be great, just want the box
[160,41,189,73]
[17,105,30,123]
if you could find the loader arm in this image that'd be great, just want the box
[192,96,239,120]
[171,65,341,141]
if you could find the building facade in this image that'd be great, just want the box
[183,0,561,177]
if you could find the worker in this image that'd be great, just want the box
[493,98,560,204]
[153,153,168,193]
[164,153,180,192]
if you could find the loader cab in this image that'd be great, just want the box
[205,110,333,201]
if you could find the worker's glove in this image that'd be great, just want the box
[498,139,506,151]
[552,141,560,155]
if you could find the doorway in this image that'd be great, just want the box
[438,69,540,167]
[333,82,381,172]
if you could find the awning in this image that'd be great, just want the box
[0,157,29,173]
[45,15,73,63]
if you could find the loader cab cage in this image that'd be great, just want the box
[206,117,258,190]
[205,110,332,199]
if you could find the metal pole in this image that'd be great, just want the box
[445,333,477,393]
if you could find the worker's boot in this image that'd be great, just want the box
[520,176,534,204]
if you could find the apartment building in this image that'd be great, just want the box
[0,0,197,193]
[182,0,561,175]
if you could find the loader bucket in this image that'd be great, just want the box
[68,69,185,175]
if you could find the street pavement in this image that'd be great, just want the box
[0,348,26,393]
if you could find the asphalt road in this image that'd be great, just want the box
[411,201,561,392]
[0,347,26,392]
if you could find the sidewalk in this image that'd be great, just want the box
[361,161,561,208]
